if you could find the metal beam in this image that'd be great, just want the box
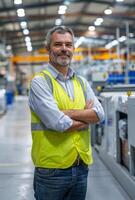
[0,1,60,12]
[0,0,135,13]
[5,22,133,38]
[1,11,135,26]
[70,0,135,7]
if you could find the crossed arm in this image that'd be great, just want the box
[63,100,100,132]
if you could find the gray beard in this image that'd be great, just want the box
[57,57,71,67]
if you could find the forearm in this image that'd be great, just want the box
[65,120,88,132]
[63,109,99,124]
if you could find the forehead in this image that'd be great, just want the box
[51,32,73,43]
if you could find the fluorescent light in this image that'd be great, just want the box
[55,18,62,25]
[20,21,27,28]
[88,26,95,31]
[105,36,127,49]
[111,40,118,46]
[58,5,67,15]
[96,18,103,23]
[58,9,66,15]
[23,29,29,35]
[25,36,31,42]
[116,0,124,2]
[6,45,12,50]
[17,8,25,17]
[26,41,31,47]
[75,37,84,48]
[105,40,118,49]
[104,8,112,15]
[14,0,22,4]
[27,46,32,52]
[94,21,101,26]
[119,36,126,42]
[94,18,104,26]
[59,5,67,10]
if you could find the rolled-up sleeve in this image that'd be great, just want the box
[29,76,73,132]
[85,80,105,123]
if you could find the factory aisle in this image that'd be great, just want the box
[0,97,132,200]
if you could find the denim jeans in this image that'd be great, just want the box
[33,163,89,200]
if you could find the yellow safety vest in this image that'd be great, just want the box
[31,70,93,168]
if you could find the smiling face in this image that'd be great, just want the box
[48,32,74,68]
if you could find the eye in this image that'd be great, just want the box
[66,43,73,47]
[54,42,62,47]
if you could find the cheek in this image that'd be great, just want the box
[69,51,73,57]
[50,50,58,58]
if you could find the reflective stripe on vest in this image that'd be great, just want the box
[31,122,88,132]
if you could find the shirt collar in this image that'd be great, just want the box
[46,63,75,80]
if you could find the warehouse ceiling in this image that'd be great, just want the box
[0,0,135,54]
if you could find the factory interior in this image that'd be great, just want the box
[0,0,135,199]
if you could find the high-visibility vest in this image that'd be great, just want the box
[31,70,93,168]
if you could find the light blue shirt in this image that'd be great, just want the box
[29,64,105,132]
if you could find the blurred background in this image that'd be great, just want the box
[0,1,135,200]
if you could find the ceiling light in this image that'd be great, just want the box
[25,36,31,42]
[26,41,31,47]
[104,8,112,15]
[105,40,118,49]
[58,5,67,15]
[6,45,12,50]
[94,18,104,26]
[88,26,95,31]
[119,36,126,42]
[96,18,104,23]
[20,21,27,29]
[14,0,22,4]
[55,18,62,25]
[59,5,67,10]
[58,9,66,15]
[116,0,124,2]
[17,8,25,17]
[75,37,85,48]
[105,36,127,49]
[27,46,33,52]
[23,29,29,35]
[94,21,101,26]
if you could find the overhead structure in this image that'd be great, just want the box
[0,0,135,54]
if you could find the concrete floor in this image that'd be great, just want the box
[0,96,132,200]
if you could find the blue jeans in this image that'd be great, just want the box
[33,163,89,200]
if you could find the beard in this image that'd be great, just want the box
[56,55,71,67]
[50,51,73,67]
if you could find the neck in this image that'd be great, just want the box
[49,61,68,78]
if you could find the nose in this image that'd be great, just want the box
[61,44,67,51]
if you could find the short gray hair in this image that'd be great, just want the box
[45,26,75,50]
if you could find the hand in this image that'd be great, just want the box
[85,100,94,109]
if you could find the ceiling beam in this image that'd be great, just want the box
[1,11,135,26]
[5,22,134,36]
[0,0,135,13]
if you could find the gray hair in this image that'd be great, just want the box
[45,26,75,50]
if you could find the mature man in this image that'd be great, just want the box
[29,26,104,200]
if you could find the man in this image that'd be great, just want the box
[29,26,104,200]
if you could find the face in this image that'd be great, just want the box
[49,32,74,68]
